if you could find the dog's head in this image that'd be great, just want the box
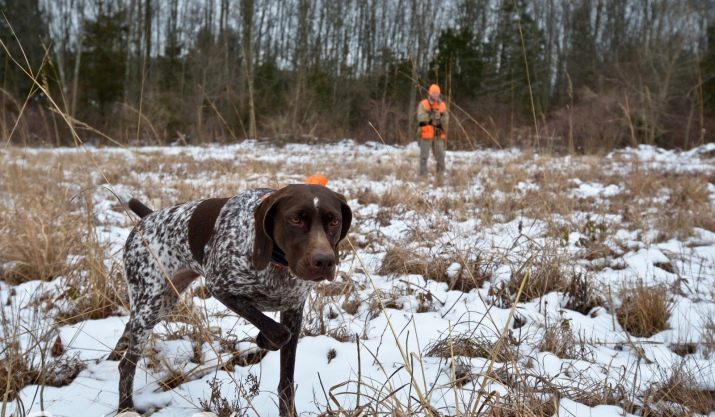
[252,184,352,281]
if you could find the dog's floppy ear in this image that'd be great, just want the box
[252,195,280,270]
[335,192,352,243]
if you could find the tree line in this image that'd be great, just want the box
[1,0,714,151]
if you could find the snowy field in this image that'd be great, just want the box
[2,140,715,417]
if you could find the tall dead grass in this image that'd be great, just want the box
[0,164,84,284]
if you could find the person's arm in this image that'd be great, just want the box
[417,102,430,126]
[441,106,448,133]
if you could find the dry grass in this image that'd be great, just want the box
[703,318,715,359]
[425,332,518,363]
[158,364,189,391]
[564,273,605,315]
[507,253,568,301]
[56,198,128,324]
[645,365,715,416]
[0,343,40,402]
[199,375,259,417]
[485,393,558,417]
[617,170,715,240]
[0,314,85,402]
[0,166,84,284]
[539,319,590,360]
[616,282,673,337]
[378,246,491,292]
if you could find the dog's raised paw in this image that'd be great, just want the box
[256,327,291,350]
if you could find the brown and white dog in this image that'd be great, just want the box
[110,184,352,416]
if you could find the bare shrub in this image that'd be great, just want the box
[669,342,697,357]
[0,342,40,402]
[42,354,87,387]
[0,318,85,402]
[617,283,672,337]
[546,89,632,153]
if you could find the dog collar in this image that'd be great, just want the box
[271,246,290,269]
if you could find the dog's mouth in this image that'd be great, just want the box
[291,262,336,282]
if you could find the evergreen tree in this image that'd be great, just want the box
[79,3,128,119]
[565,0,599,93]
[431,28,484,99]
[490,0,548,113]
[703,22,715,111]
[0,0,49,96]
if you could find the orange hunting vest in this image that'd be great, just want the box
[419,99,447,140]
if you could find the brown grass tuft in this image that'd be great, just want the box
[0,343,40,402]
[617,282,672,337]
[508,254,568,301]
[564,272,605,315]
[539,319,590,360]
[0,341,86,401]
[645,365,715,416]
[425,333,517,363]
[158,364,189,391]
[486,393,558,417]
[378,246,490,292]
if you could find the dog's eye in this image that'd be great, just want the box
[289,216,302,225]
[329,218,341,227]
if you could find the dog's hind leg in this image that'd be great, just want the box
[117,298,164,411]
[117,265,167,411]
[108,322,131,361]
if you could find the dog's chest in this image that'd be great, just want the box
[235,268,314,310]
[204,190,313,310]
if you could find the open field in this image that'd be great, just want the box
[1,141,715,417]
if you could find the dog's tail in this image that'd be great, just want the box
[128,198,154,218]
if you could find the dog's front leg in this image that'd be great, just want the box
[278,307,303,417]
[211,289,292,350]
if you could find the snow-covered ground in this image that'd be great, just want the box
[2,141,715,417]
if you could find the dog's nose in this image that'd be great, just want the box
[311,251,336,271]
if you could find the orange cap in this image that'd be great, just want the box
[305,175,328,187]
[428,84,441,95]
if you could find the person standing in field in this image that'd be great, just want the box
[416,84,448,177]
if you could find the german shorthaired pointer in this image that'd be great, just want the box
[110,184,352,416]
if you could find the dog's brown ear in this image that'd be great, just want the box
[336,192,352,243]
[252,195,280,270]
